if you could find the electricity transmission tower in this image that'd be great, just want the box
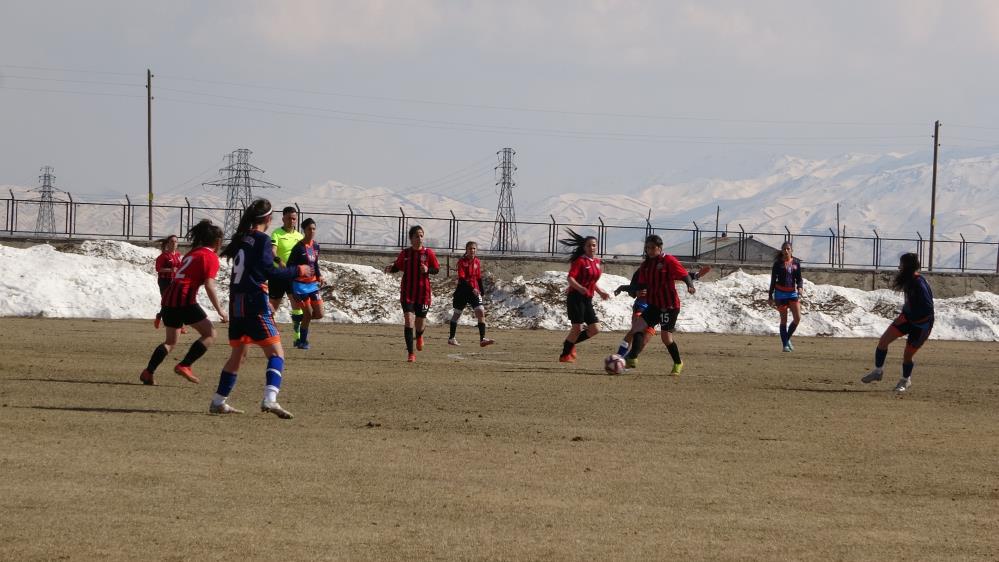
[203,149,281,236]
[30,166,62,234]
[490,148,519,253]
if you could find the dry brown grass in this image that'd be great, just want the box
[1,318,997,561]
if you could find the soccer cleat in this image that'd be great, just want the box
[448,338,460,346]
[298,341,310,350]
[416,336,424,351]
[558,354,575,363]
[293,339,301,349]
[861,368,884,383]
[209,401,244,415]
[787,341,795,351]
[139,369,155,386]
[173,364,200,384]
[569,346,578,360]
[670,362,684,376]
[625,357,637,369]
[261,400,294,419]
[407,353,416,363]
[782,345,792,352]
[153,317,161,329]
[893,377,911,393]
[479,338,495,347]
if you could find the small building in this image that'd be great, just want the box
[665,233,782,264]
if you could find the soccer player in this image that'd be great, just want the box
[210,199,310,418]
[447,241,495,347]
[861,253,934,393]
[384,225,440,362]
[622,234,708,375]
[768,241,804,352]
[287,218,324,350]
[558,228,610,363]
[139,221,227,386]
[270,206,305,344]
[612,269,657,359]
[153,234,181,329]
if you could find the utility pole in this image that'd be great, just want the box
[147,69,154,240]
[928,120,941,271]
[203,149,281,237]
[490,148,519,253]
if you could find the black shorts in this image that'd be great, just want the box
[640,306,680,333]
[890,313,934,349]
[452,285,483,310]
[566,291,598,325]
[268,278,293,300]
[157,278,172,296]
[402,302,430,318]
[161,304,208,329]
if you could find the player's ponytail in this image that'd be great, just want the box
[187,219,224,249]
[560,228,597,263]
[221,199,272,259]
[892,252,920,291]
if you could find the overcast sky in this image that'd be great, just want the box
[3,0,999,210]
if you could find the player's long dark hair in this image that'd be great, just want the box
[157,234,177,252]
[186,219,223,249]
[893,252,920,291]
[221,199,272,259]
[560,228,597,263]
[774,241,793,263]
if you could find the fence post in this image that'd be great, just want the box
[8,189,15,234]
[828,228,836,267]
[598,217,606,256]
[784,226,792,246]
[916,231,923,267]
[294,203,302,232]
[960,233,966,272]
[549,215,557,256]
[65,193,73,238]
[397,207,406,248]
[346,204,355,247]
[645,209,652,240]
[692,221,700,259]
[124,195,131,239]
[872,229,880,269]
[449,210,457,252]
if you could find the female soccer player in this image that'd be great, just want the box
[287,218,324,350]
[558,229,610,363]
[139,221,226,386]
[612,269,656,359]
[622,235,708,375]
[210,199,310,418]
[384,225,440,362]
[447,241,495,347]
[768,241,804,352]
[861,253,934,393]
[153,234,181,329]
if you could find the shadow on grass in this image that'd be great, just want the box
[17,405,200,415]
[12,377,139,387]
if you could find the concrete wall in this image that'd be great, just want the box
[3,237,997,298]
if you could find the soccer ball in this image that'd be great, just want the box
[604,354,626,375]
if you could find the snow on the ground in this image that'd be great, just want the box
[1,241,997,341]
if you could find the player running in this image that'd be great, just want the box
[210,199,311,418]
[861,253,934,393]
[622,234,709,375]
[768,241,804,352]
[270,206,305,344]
[287,218,325,350]
[153,234,181,330]
[139,220,226,385]
[384,225,440,362]
[558,229,610,363]
[447,241,495,348]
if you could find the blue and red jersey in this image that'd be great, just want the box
[392,246,440,305]
[229,230,299,317]
[636,253,688,310]
[456,255,482,293]
[769,257,803,297]
[288,240,322,295]
[902,274,934,321]
[568,255,602,298]
[161,247,219,308]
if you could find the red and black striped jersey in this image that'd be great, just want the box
[456,256,482,292]
[393,247,440,305]
[155,251,181,280]
[162,247,220,308]
[637,253,688,310]
[568,255,602,298]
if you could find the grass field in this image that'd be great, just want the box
[1,318,997,561]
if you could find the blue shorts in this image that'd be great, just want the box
[228,312,281,347]
[890,313,933,349]
[774,289,799,309]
